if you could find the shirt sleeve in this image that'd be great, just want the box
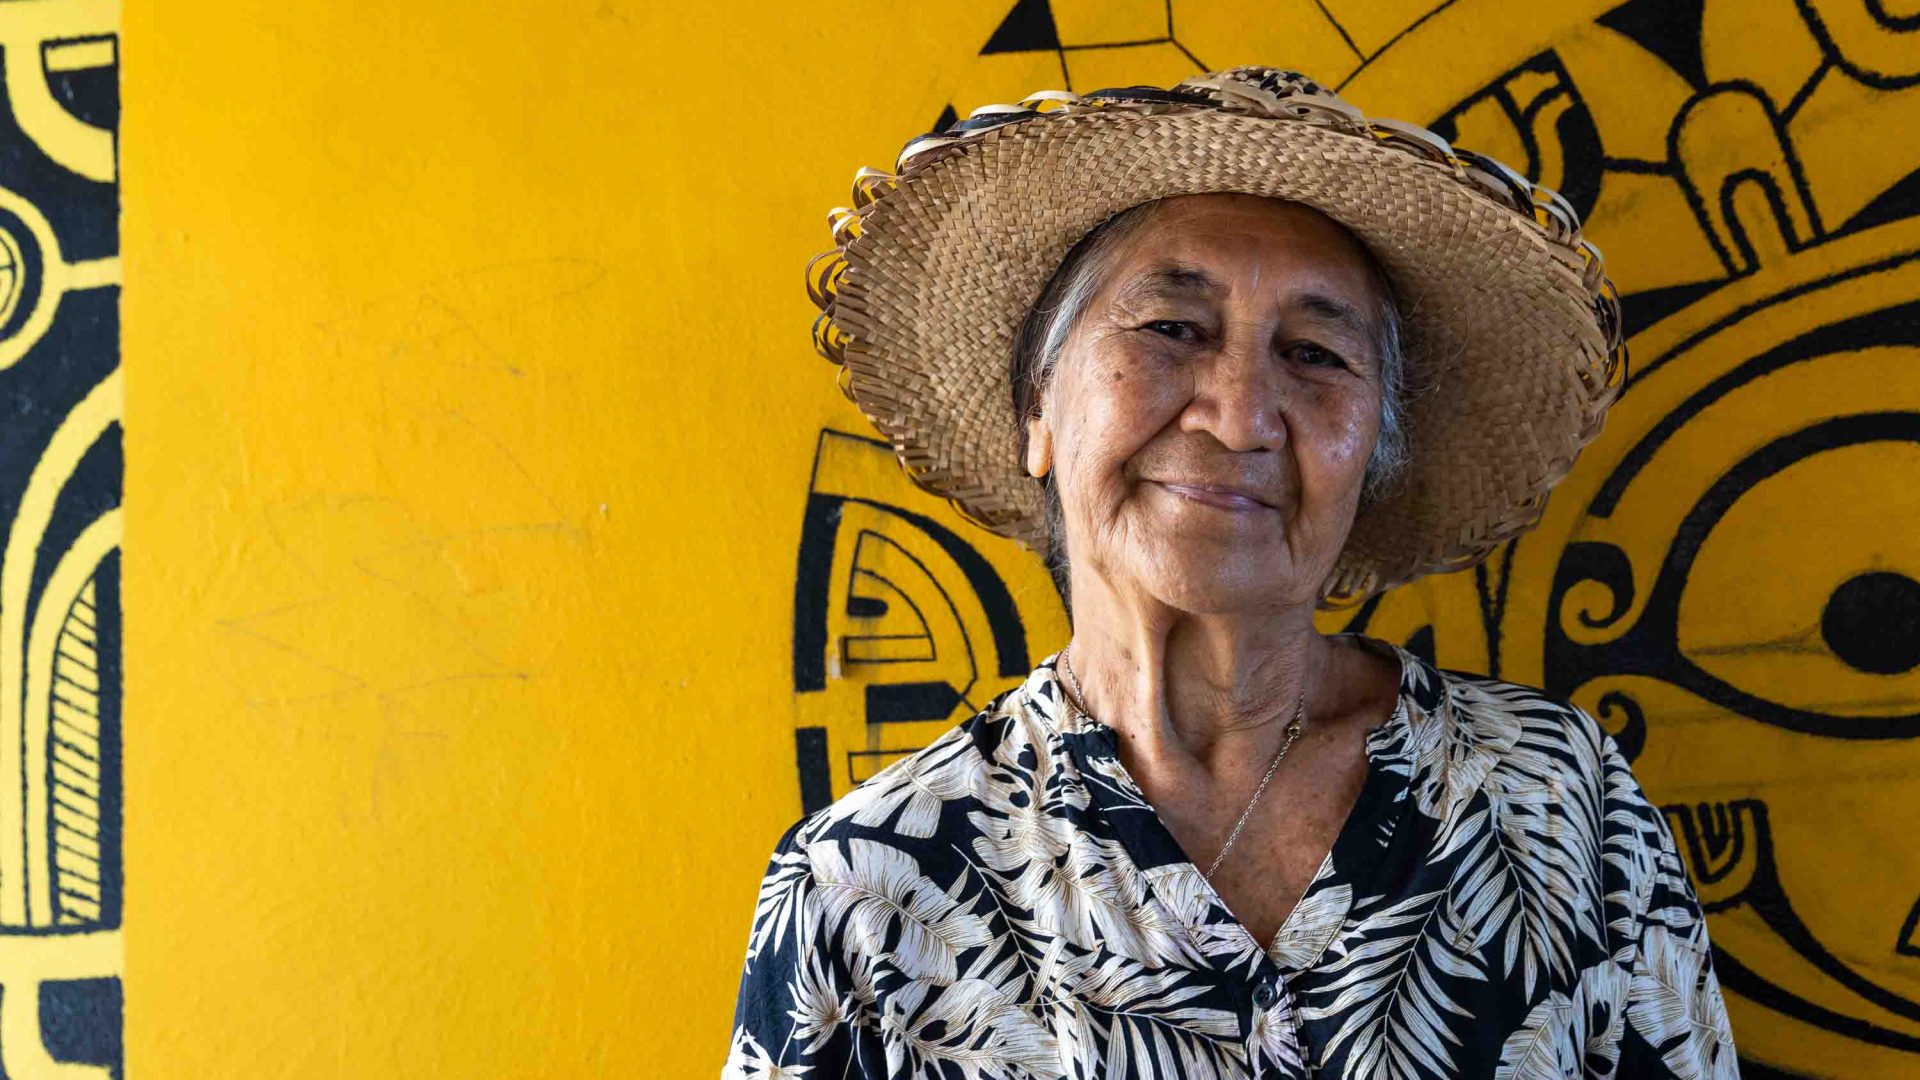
[722,817,878,1079]
[1598,733,1741,1079]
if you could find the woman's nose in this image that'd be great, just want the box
[1182,336,1285,452]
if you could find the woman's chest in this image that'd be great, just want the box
[1142,741,1372,950]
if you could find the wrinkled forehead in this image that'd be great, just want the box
[1081,195,1393,347]
[1111,261,1380,344]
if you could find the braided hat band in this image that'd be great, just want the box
[807,67,1626,608]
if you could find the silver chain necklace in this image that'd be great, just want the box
[1059,645,1309,882]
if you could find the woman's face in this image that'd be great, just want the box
[1027,194,1390,614]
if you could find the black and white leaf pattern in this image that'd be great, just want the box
[725,637,1737,1078]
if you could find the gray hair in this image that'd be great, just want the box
[1009,198,1420,604]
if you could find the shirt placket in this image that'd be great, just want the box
[1246,954,1310,1077]
[1058,718,1313,1078]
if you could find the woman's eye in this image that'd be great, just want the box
[1289,342,1346,368]
[1143,320,1198,342]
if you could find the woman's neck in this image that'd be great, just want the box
[1062,573,1337,776]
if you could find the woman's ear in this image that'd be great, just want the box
[1025,412,1053,479]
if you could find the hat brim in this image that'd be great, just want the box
[823,89,1623,607]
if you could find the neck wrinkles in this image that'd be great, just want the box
[1061,612,1338,774]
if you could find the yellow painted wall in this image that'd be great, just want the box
[0,0,1875,1076]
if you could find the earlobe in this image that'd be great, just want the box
[1025,416,1053,479]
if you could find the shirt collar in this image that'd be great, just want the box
[1022,631,1441,786]
[1013,633,1450,973]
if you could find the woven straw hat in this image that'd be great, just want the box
[805,66,1626,607]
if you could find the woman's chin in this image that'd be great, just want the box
[1137,559,1307,615]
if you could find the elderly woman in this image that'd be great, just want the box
[727,68,1735,1079]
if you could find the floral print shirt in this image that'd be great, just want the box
[723,634,1737,1078]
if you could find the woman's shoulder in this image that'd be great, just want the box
[1400,653,1645,813]
[1422,659,1677,848]
[768,678,1049,864]
[1420,657,1615,758]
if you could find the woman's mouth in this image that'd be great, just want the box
[1153,481,1277,512]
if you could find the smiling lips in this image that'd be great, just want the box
[1152,480,1280,512]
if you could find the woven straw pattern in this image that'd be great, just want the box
[807,67,1626,608]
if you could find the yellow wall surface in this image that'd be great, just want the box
[0,0,1889,1076]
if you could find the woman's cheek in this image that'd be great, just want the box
[1319,396,1378,466]
[1081,368,1169,451]
[1119,363,1192,431]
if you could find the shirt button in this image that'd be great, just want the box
[1253,979,1279,1009]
